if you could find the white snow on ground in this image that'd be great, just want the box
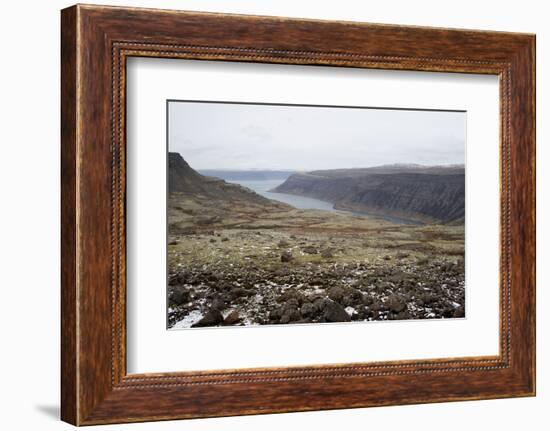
[345,306,356,316]
[172,310,203,329]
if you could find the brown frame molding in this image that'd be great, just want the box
[61,4,535,425]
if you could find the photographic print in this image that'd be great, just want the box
[167,101,466,329]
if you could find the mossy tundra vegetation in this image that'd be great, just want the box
[167,153,465,329]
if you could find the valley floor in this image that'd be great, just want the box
[167,193,465,329]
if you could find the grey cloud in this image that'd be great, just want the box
[168,101,465,170]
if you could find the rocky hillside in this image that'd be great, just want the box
[169,152,271,204]
[272,165,465,224]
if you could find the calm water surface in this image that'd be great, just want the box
[230,179,336,211]
[228,179,419,225]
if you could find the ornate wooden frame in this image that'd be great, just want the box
[61,4,536,425]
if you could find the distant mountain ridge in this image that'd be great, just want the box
[198,169,294,182]
[272,164,465,224]
[307,164,465,177]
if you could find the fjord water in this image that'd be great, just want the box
[228,179,419,225]
[227,179,336,212]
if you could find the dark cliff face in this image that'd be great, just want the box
[272,166,465,224]
[168,152,209,194]
[168,152,274,205]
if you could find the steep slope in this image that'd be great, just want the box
[169,152,272,204]
[272,165,465,224]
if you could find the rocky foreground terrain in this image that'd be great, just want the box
[167,153,465,329]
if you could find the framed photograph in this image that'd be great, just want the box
[61,4,536,425]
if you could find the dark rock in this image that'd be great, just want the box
[323,300,351,322]
[280,313,291,324]
[387,294,407,313]
[168,272,186,286]
[280,250,293,262]
[419,292,437,305]
[191,309,224,327]
[268,309,281,321]
[442,306,456,318]
[300,302,315,317]
[274,267,290,277]
[370,300,383,312]
[230,287,248,299]
[327,286,344,302]
[278,288,305,305]
[453,305,465,318]
[219,282,233,292]
[211,297,226,311]
[278,239,290,248]
[310,277,325,286]
[169,286,189,305]
[417,257,430,265]
[321,249,334,258]
[313,298,327,312]
[302,246,318,254]
[362,294,374,306]
[279,305,301,323]
[223,310,241,325]
[395,310,412,320]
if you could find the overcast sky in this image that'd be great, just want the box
[168,101,465,171]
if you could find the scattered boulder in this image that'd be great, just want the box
[323,300,351,322]
[313,297,327,312]
[169,286,189,305]
[302,246,318,254]
[369,300,384,312]
[168,272,186,286]
[417,256,430,265]
[268,309,281,321]
[223,310,241,325]
[327,286,345,302]
[387,294,407,313]
[280,307,300,324]
[191,309,224,327]
[300,302,315,317]
[453,305,465,318]
[278,239,290,248]
[278,288,306,305]
[419,292,437,305]
[321,249,334,259]
[442,306,456,318]
[280,250,293,262]
[210,297,226,311]
[310,277,325,286]
[279,313,291,324]
[230,287,249,299]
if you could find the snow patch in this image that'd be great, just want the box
[172,310,203,329]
